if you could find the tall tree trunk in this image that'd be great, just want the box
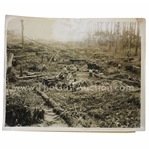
[133,22,136,35]
[20,20,24,50]
[122,22,126,50]
[114,22,116,52]
[135,20,140,56]
[100,22,102,32]
[128,22,132,56]
[109,22,112,51]
[115,22,120,53]
[106,22,109,32]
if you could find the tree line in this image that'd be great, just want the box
[84,21,140,56]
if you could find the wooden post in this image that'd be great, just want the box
[7,53,14,75]
[20,20,24,50]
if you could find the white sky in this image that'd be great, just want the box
[6,16,139,42]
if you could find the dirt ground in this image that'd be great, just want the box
[6,41,141,128]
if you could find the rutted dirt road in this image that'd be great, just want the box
[32,107,68,127]
[29,91,68,127]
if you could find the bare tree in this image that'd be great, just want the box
[20,20,24,50]
[122,22,127,50]
[109,22,112,51]
[114,22,120,53]
[128,22,132,56]
[135,20,140,56]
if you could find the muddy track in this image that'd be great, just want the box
[34,88,79,127]
[31,91,68,127]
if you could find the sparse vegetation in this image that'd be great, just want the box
[6,19,141,128]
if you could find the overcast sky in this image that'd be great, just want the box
[6,16,139,42]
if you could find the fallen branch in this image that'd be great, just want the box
[122,79,140,87]
[48,52,57,63]
[14,54,36,58]
[14,55,26,58]
[17,75,42,80]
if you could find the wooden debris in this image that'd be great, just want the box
[17,75,42,80]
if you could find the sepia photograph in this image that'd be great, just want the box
[3,16,145,131]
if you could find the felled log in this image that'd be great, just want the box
[108,73,128,80]
[14,55,26,58]
[26,72,36,76]
[122,79,140,87]
[35,88,75,127]
[17,75,42,80]
[93,73,105,78]
[43,73,64,84]
[35,88,58,106]
[108,75,140,87]
[48,53,57,63]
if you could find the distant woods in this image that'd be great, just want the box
[7,20,141,56]
[86,21,141,56]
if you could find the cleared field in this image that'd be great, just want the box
[6,40,141,128]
